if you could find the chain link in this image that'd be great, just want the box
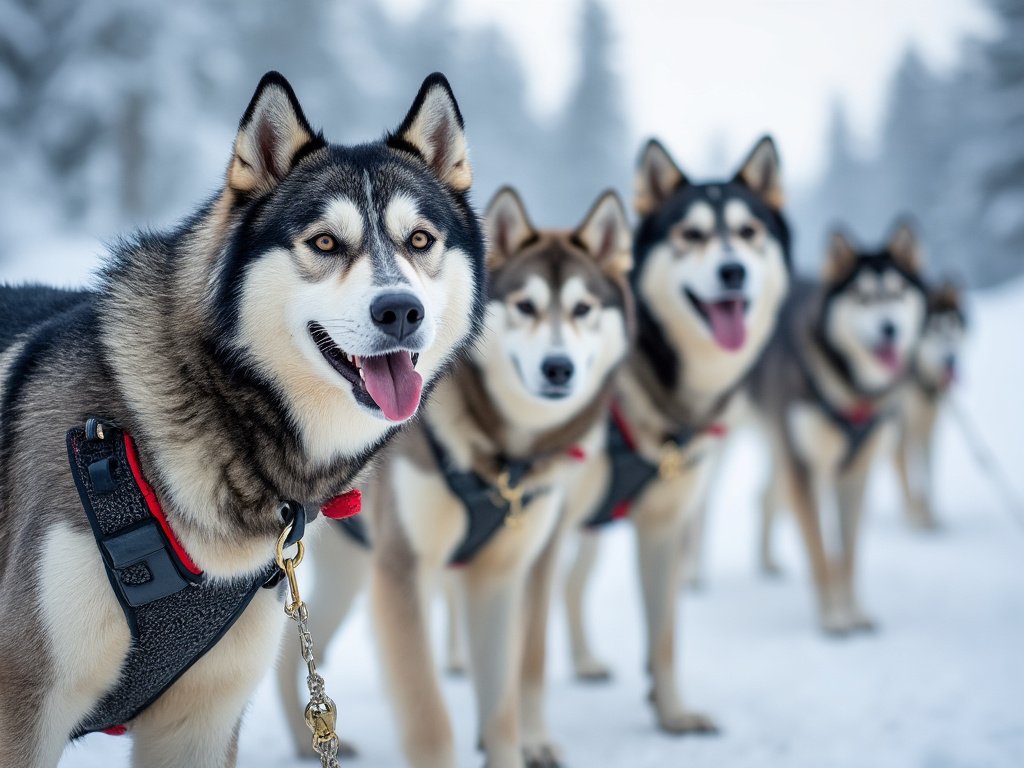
[277,526,342,767]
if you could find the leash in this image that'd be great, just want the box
[947,397,1024,530]
[275,510,343,766]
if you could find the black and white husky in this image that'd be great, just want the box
[0,71,486,767]
[751,223,929,634]
[562,137,792,735]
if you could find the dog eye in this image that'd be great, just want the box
[408,230,435,251]
[572,302,592,318]
[309,233,341,253]
[681,227,706,244]
[515,300,537,317]
[737,224,758,241]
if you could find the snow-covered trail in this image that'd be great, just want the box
[44,273,1024,768]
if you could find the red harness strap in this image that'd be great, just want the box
[842,401,876,427]
[322,489,362,519]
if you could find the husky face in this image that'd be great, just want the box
[820,223,928,393]
[915,283,966,388]
[213,73,484,458]
[473,188,633,429]
[632,137,790,393]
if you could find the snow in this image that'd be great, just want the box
[43,270,1024,766]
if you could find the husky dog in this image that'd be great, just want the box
[0,71,485,767]
[562,137,791,735]
[752,223,928,634]
[894,281,966,529]
[278,187,633,767]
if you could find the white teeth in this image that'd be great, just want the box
[358,368,365,381]
[353,355,360,368]
[344,352,352,363]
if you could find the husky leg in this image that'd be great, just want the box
[781,456,842,633]
[759,462,786,576]
[679,501,707,590]
[443,572,468,676]
[461,559,528,768]
[0,661,65,768]
[373,554,455,768]
[520,531,563,768]
[634,510,717,735]
[276,527,369,759]
[564,529,611,681]
[835,462,875,632]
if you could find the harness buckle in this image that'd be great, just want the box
[658,442,687,481]
[100,520,190,607]
[494,470,526,528]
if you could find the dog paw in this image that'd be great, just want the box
[573,657,612,683]
[820,606,878,636]
[523,742,564,768]
[847,607,878,634]
[657,709,720,736]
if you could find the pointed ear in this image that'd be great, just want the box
[822,228,859,284]
[389,73,472,192]
[228,72,321,196]
[575,190,633,277]
[886,218,924,275]
[484,187,537,271]
[733,135,784,211]
[634,139,687,218]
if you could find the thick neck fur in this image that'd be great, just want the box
[96,192,385,578]
[425,358,611,478]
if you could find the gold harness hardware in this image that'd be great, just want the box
[494,470,526,528]
[276,523,342,767]
[658,441,688,481]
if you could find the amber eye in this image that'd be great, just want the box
[309,233,339,253]
[572,302,592,318]
[409,230,434,250]
[681,227,706,244]
[515,299,537,317]
[737,224,758,241]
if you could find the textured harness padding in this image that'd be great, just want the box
[66,424,278,737]
[333,428,537,565]
[585,407,705,529]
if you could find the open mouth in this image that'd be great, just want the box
[308,321,423,422]
[872,341,903,373]
[685,290,750,352]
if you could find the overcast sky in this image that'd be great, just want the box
[383,0,993,184]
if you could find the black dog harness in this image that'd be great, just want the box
[336,427,554,566]
[65,419,360,737]
[585,403,726,528]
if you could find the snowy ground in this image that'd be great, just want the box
[15,243,1021,768]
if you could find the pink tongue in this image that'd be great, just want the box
[874,344,902,372]
[705,300,747,351]
[361,351,423,422]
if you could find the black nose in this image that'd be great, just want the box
[370,292,424,343]
[719,262,746,290]
[881,320,897,341]
[541,355,574,387]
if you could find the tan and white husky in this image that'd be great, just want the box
[894,280,966,529]
[277,187,634,767]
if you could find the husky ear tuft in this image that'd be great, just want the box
[485,187,536,271]
[822,228,859,284]
[733,135,784,211]
[886,218,924,275]
[575,190,633,276]
[228,72,322,196]
[635,139,687,217]
[390,73,472,192]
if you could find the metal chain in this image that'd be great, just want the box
[276,526,342,767]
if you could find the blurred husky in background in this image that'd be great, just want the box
[561,137,791,735]
[277,188,634,768]
[0,70,485,767]
[752,222,928,634]
[894,280,967,529]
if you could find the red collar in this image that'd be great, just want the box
[611,400,727,448]
[842,401,876,427]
